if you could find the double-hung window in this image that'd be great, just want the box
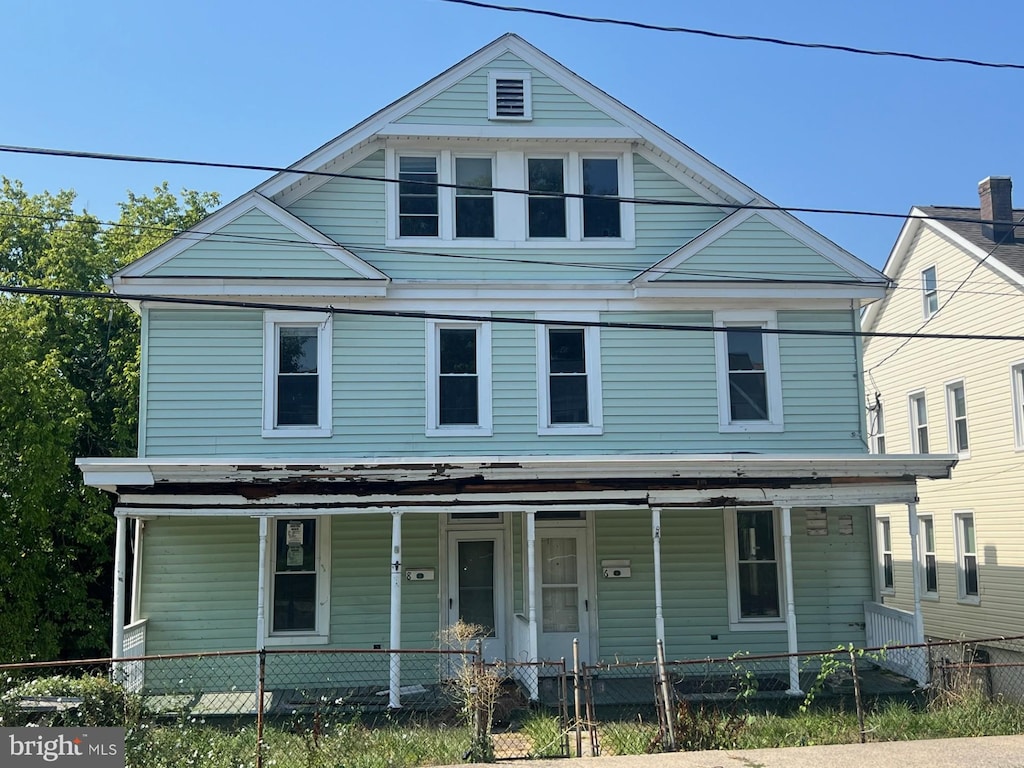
[909,392,929,453]
[945,381,969,455]
[877,517,894,593]
[398,156,439,237]
[455,157,495,238]
[426,320,492,436]
[922,266,938,317]
[527,158,567,238]
[954,511,979,602]
[871,401,887,454]
[263,311,332,438]
[725,508,784,629]
[267,517,330,643]
[714,312,784,432]
[582,157,621,238]
[919,515,937,596]
[536,314,602,435]
[1013,362,1024,450]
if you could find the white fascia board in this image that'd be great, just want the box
[634,208,758,284]
[921,217,1024,289]
[114,193,389,282]
[632,282,887,303]
[76,459,155,491]
[77,452,957,488]
[861,210,923,333]
[110,278,388,300]
[379,124,641,140]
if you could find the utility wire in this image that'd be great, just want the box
[439,0,1024,71]
[8,284,1024,343]
[4,143,1024,231]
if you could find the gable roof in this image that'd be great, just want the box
[862,206,1024,332]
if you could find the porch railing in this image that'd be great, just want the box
[864,601,926,684]
[119,619,148,693]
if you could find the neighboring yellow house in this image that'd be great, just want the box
[863,177,1024,689]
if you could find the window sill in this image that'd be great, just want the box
[264,634,330,647]
[921,593,939,602]
[957,596,981,606]
[427,426,493,438]
[385,237,635,250]
[719,422,784,433]
[262,426,332,439]
[538,425,603,436]
[728,620,786,633]
[879,589,896,598]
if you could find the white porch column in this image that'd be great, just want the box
[652,508,666,648]
[526,511,538,663]
[389,510,403,708]
[907,503,925,644]
[112,515,128,665]
[130,520,145,623]
[780,506,801,695]
[256,517,268,648]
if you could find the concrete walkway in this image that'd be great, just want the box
[451,735,1024,768]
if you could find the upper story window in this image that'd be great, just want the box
[871,401,887,454]
[725,508,784,630]
[488,71,532,121]
[909,392,929,453]
[426,320,492,436]
[714,311,784,433]
[385,148,634,247]
[536,313,603,435]
[528,158,567,238]
[922,266,938,318]
[945,380,969,455]
[1012,362,1024,450]
[263,312,332,438]
[398,156,439,237]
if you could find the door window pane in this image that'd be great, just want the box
[458,540,496,637]
[541,538,579,633]
[736,510,780,618]
[273,519,317,632]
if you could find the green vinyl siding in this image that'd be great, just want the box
[667,214,854,281]
[286,150,386,246]
[142,308,865,457]
[397,53,620,127]
[147,209,366,279]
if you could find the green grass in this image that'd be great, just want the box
[517,712,566,758]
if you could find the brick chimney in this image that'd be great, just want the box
[979,176,1015,243]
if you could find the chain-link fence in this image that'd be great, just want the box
[3,637,1024,766]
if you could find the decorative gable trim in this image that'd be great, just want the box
[633,208,758,284]
[114,192,389,282]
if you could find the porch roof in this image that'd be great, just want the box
[78,453,956,515]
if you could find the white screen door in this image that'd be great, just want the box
[536,529,589,662]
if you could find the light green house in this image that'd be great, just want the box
[78,34,954,702]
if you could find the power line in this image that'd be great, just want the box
[7,283,1024,343]
[439,0,1024,71]
[3,143,1023,231]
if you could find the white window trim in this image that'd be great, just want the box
[724,508,786,631]
[488,70,532,121]
[264,516,331,646]
[908,390,928,453]
[262,311,333,438]
[944,379,970,458]
[921,265,938,318]
[1011,361,1024,451]
[384,147,635,248]
[536,312,603,436]
[870,400,886,455]
[425,318,493,437]
[953,510,980,605]
[876,516,895,596]
[714,311,784,433]
[918,514,938,600]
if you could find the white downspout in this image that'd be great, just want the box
[112,514,127,671]
[389,510,403,708]
[256,517,268,648]
[652,508,666,649]
[781,506,801,695]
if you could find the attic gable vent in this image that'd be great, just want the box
[488,71,532,121]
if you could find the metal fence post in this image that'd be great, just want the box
[256,649,266,768]
[573,638,582,758]
[656,639,677,751]
[849,648,866,744]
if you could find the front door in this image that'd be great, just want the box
[536,528,590,663]
[447,532,505,661]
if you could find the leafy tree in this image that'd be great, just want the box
[0,178,218,660]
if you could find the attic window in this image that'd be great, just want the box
[488,71,532,121]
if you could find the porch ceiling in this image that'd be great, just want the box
[77,453,955,515]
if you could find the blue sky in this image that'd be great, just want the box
[3,0,1023,269]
